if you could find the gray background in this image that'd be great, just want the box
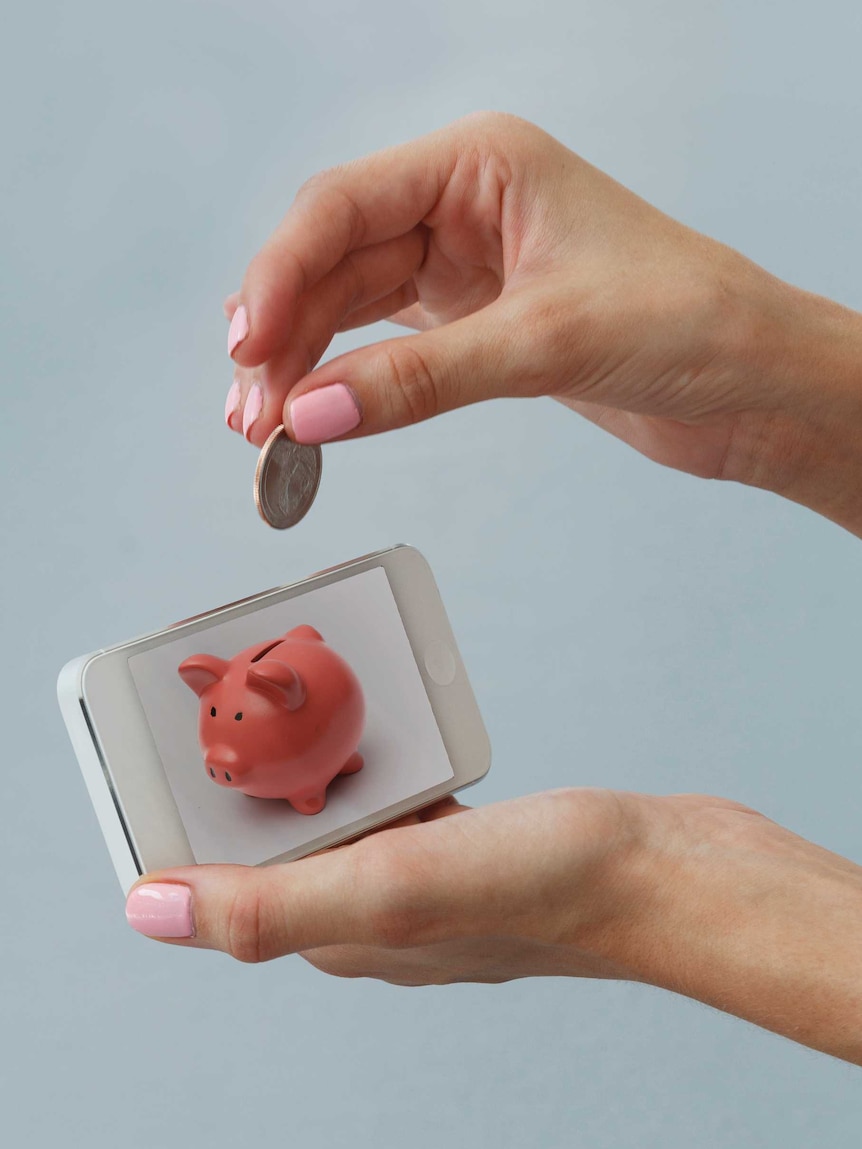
[2,0,860,1144]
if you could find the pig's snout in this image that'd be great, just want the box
[204,745,242,784]
[205,744,238,769]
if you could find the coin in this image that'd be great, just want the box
[253,425,322,529]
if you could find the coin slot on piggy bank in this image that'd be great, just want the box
[178,624,365,815]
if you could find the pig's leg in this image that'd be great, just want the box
[338,751,364,775]
[290,791,327,815]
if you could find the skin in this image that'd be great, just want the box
[132,113,862,1065]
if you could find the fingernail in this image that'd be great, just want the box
[224,378,241,426]
[243,382,264,439]
[125,883,194,938]
[290,383,361,444]
[228,304,249,356]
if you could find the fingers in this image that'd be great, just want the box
[222,112,547,442]
[227,287,539,448]
[281,295,541,445]
[228,125,463,368]
[225,229,427,445]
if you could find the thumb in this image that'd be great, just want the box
[284,297,541,444]
[124,802,484,962]
[124,845,378,963]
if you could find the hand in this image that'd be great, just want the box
[223,111,862,533]
[125,787,862,1064]
[126,790,645,982]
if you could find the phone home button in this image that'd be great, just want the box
[424,640,456,686]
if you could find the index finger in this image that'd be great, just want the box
[230,125,460,367]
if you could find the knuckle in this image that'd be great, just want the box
[381,342,441,425]
[296,168,367,251]
[457,109,514,136]
[248,242,310,303]
[223,883,273,965]
[456,110,538,152]
[295,166,334,199]
[331,183,368,250]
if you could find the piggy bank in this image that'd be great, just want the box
[178,625,364,814]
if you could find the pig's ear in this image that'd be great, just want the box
[178,654,229,697]
[284,625,323,643]
[246,660,306,711]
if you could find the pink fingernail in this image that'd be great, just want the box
[243,382,264,439]
[290,383,361,443]
[125,883,194,938]
[224,379,241,426]
[228,304,249,356]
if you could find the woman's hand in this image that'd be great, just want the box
[223,111,862,534]
[126,787,862,1065]
[126,790,644,981]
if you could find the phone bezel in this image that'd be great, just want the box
[58,545,490,888]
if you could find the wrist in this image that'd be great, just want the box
[595,794,862,1063]
[720,271,862,535]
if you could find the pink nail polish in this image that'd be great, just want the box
[228,305,249,356]
[126,883,194,938]
[243,382,264,439]
[224,379,241,426]
[290,383,361,444]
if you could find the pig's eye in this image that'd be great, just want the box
[234,712,243,721]
[210,706,217,717]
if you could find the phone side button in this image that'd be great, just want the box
[424,640,457,686]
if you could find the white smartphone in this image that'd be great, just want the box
[58,545,490,892]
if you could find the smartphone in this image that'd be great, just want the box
[57,545,490,892]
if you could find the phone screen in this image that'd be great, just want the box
[127,565,454,865]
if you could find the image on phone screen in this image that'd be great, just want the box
[127,566,454,865]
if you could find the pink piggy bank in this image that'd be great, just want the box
[178,625,364,814]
